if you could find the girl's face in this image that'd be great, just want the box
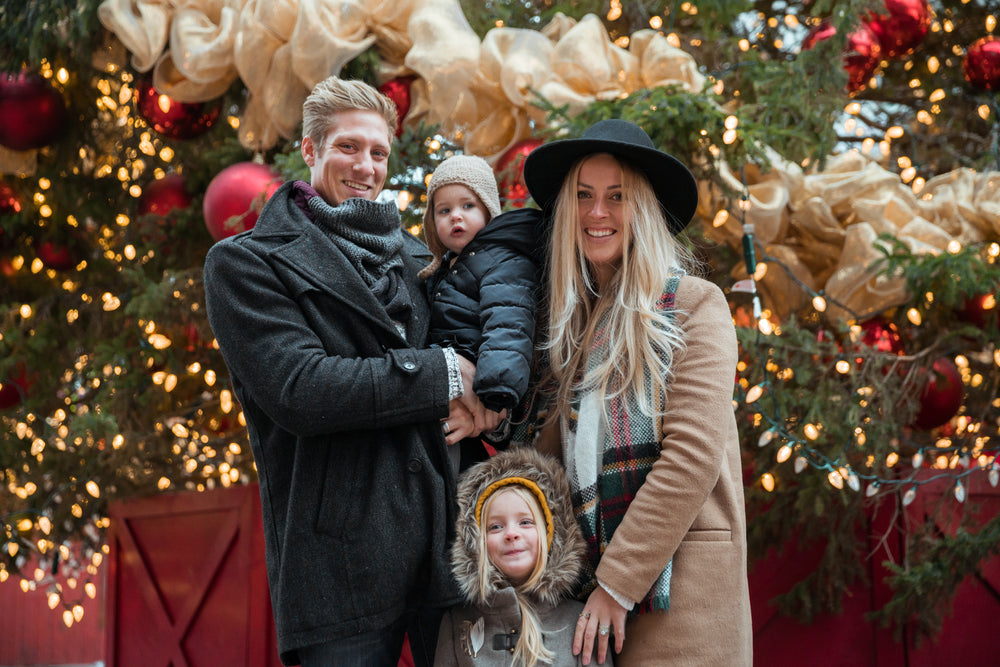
[484,489,540,586]
[433,183,489,254]
[576,153,628,286]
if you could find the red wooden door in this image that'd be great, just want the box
[106,483,281,667]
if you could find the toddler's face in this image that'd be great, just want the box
[432,184,489,254]
[484,489,539,586]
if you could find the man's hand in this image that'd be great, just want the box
[456,356,504,434]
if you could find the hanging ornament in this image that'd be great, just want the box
[865,0,930,59]
[801,22,881,92]
[0,71,68,151]
[957,292,998,329]
[857,317,904,354]
[0,362,31,410]
[802,22,837,50]
[844,24,882,93]
[0,180,22,215]
[378,77,415,137]
[496,138,543,208]
[963,37,1000,92]
[134,78,221,140]
[137,174,193,253]
[203,162,282,241]
[0,180,22,250]
[138,174,193,217]
[36,241,75,270]
[911,358,964,430]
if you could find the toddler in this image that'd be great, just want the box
[420,154,542,471]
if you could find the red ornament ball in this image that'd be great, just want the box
[203,162,282,241]
[802,22,837,50]
[866,0,930,59]
[378,77,415,137]
[957,292,998,329]
[135,78,221,140]
[0,181,21,215]
[36,241,75,270]
[802,22,881,92]
[858,317,904,354]
[0,180,22,250]
[844,24,882,93]
[0,363,31,410]
[964,37,1000,92]
[0,71,68,151]
[911,358,964,430]
[139,174,193,217]
[496,138,543,208]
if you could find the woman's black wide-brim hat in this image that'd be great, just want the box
[523,119,699,235]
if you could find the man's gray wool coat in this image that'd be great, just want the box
[204,181,462,665]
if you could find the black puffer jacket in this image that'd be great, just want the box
[425,207,544,412]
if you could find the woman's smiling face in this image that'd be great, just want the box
[576,153,627,286]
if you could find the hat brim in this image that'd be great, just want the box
[523,137,698,235]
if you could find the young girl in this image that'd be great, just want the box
[435,447,613,666]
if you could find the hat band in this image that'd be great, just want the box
[474,476,554,549]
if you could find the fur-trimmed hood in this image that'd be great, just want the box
[452,447,585,608]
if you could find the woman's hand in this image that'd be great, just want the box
[574,585,626,665]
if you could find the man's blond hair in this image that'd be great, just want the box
[301,76,398,148]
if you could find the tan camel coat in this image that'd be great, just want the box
[537,275,752,666]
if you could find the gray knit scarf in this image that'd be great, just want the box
[306,191,413,323]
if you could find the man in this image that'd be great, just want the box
[204,76,497,666]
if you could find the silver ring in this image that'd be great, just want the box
[579,611,591,620]
[442,421,450,435]
[598,625,610,636]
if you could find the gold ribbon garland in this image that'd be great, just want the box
[96,0,1000,322]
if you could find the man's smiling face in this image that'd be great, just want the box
[301,109,391,206]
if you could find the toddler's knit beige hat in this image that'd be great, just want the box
[419,154,502,279]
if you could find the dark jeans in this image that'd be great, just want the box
[297,607,445,667]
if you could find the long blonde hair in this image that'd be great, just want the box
[476,486,554,667]
[544,154,698,422]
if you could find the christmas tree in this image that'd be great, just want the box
[1,0,998,641]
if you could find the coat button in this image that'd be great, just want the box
[407,459,422,473]
[402,361,416,371]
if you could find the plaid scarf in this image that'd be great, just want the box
[563,274,682,613]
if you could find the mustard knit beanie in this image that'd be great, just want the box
[419,155,502,279]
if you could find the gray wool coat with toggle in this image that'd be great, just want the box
[434,447,612,666]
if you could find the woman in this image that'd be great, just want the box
[521,119,752,666]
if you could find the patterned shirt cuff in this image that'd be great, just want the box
[442,347,464,400]
[598,579,637,611]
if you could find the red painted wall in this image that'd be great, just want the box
[0,559,104,665]
[2,477,998,666]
